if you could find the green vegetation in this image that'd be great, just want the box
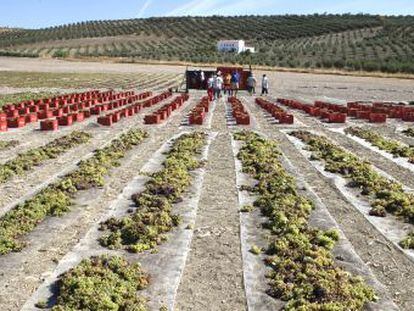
[240,204,254,213]
[234,131,375,310]
[345,127,414,163]
[0,131,91,184]
[0,129,147,255]
[1,15,414,74]
[50,255,148,311]
[402,128,414,138]
[0,140,19,151]
[52,49,69,58]
[400,232,414,249]
[99,132,206,252]
[290,130,414,249]
[0,92,60,108]
[249,245,262,255]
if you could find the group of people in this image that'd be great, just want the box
[205,71,270,99]
[206,71,241,99]
[247,73,269,96]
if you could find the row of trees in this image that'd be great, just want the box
[0,14,387,48]
[1,14,413,74]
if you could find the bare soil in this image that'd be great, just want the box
[241,95,414,310]
[0,95,198,310]
[0,60,413,310]
[175,99,247,311]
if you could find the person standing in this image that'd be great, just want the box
[261,74,269,95]
[213,74,223,100]
[224,72,232,95]
[247,73,257,95]
[230,71,240,96]
[207,74,214,100]
[200,70,205,89]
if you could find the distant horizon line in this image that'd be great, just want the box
[2,12,413,30]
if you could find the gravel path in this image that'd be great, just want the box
[175,99,247,311]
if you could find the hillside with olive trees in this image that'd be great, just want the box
[1,14,414,74]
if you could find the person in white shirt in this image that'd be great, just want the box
[213,74,224,99]
[207,75,214,88]
[199,70,205,89]
[207,74,214,99]
[261,74,269,95]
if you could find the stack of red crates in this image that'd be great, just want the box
[255,98,294,124]
[1,90,154,131]
[188,96,211,125]
[97,91,172,126]
[278,98,346,123]
[228,97,250,125]
[144,94,189,124]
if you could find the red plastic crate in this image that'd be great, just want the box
[29,105,39,113]
[83,110,91,118]
[19,107,30,115]
[90,106,102,115]
[356,111,370,119]
[0,121,7,132]
[328,113,347,123]
[97,115,113,126]
[70,104,79,112]
[144,114,161,124]
[112,112,121,123]
[73,112,85,122]
[37,110,54,120]
[40,119,58,131]
[189,114,204,125]
[39,103,50,111]
[158,110,168,121]
[120,109,129,118]
[280,114,294,124]
[25,114,38,123]
[7,117,26,128]
[320,110,330,119]
[402,113,414,122]
[133,105,141,114]
[58,115,73,126]
[369,113,387,123]
[236,114,250,125]
[53,108,64,117]
[0,113,7,122]
[6,110,19,118]
[127,107,135,116]
[309,107,321,116]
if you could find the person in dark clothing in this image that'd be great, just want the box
[230,71,240,96]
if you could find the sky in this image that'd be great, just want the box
[0,0,413,29]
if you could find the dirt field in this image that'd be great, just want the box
[1,56,413,101]
[0,57,413,310]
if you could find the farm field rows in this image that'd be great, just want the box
[0,64,413,311]
[1,15,414,74]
